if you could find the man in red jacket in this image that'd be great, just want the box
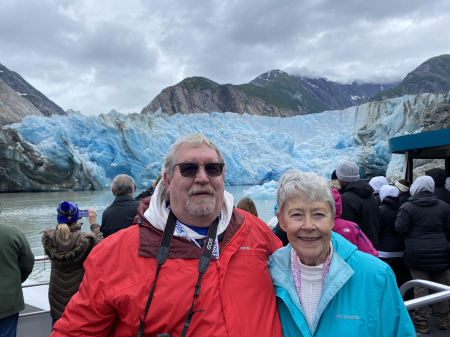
[51,133,283,337]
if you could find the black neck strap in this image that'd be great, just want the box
[136,211,219,337]
[180,216,219,337]
[137,210,177,337]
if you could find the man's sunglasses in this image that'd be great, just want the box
[175,162,225,177]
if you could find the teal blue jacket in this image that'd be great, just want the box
[268,232,415,337]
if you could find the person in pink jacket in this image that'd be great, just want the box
[331,188,378,256]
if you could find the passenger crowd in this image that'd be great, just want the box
[0,133,449,337]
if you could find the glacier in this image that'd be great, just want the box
[5,91,450,190]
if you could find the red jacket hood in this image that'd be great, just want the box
[332,188,342,219]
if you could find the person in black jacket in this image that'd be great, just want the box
[426,167,450,204]
[336,161,380,247]
[395,175,450,333]
[101,174,140,237]
[377,185,412,294]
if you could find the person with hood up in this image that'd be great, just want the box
[331,188,377,256]
[369,176,389,205]
[336,161,380,247]
[42,201,103,326]
[395,176,450,333]
[268,170,415,337]
[425,167,450,204]
[377,185,411,290]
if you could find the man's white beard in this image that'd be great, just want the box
[186,195,216,216]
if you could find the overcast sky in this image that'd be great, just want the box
[1,0,450,116]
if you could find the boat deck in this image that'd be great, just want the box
[18,304,52,337]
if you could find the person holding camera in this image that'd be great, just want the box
[50,134,283,337]
[42,201,103,327]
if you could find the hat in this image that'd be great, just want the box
[57,201,79,224]
[410,176,435,196]
[369,176,389,193]
[336,161,360,182]
[379,185,399,202]
[395,179,410,193]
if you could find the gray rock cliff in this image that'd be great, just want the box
[141,77,294,117]
[0,63,66,124]
[142,71,396,117]
[0,79,45,125]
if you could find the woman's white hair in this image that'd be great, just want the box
[277,169,335,215]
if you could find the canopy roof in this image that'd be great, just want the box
[388,128,450,159]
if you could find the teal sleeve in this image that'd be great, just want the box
[380,265,415,337]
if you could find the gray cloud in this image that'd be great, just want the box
[1,0,450,115]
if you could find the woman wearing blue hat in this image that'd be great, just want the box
[42,201,103,327]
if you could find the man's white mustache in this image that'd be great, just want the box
[188,185,215,196]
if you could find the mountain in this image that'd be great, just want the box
[0,79,45,125]
[0,63,66,125]
[2,90,449,192]
[372,54,450,100]
[249,70,397,114]
[142,70,396,116]
[141,76,296,117]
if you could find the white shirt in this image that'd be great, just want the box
[298,257,324,330]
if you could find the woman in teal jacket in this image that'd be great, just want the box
[269,169,415,337]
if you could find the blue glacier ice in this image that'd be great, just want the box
[8,91,450,188]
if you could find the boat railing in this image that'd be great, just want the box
[401,279,450,310]
[20,255,50,318]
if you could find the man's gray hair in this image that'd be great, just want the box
[112,174,135,196]
[162,133,225,179]
[277,169,335,215]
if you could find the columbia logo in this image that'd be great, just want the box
[239,246,252,250]
[336,314,360,320]
[343,228,351,233]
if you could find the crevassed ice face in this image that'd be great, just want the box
[277,193,334,266]
[164,143,224,227]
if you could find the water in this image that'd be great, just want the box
[0,186,277,281]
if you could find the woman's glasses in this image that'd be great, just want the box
[175,162,224,177]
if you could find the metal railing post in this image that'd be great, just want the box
[400,279,450,311]
[20,256,51,318]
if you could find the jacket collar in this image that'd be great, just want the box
[269,233,355,335]
[113,194,135,203]
[135,195,245,259]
